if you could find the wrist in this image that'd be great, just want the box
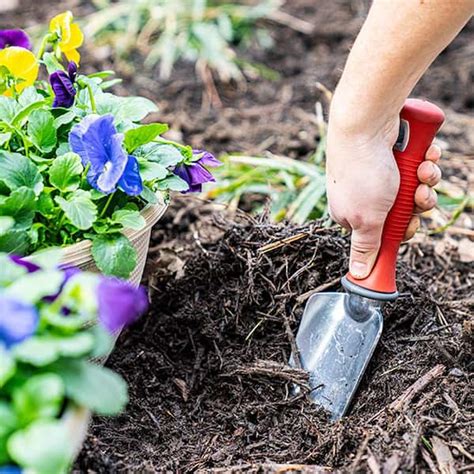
[329,84,400,143]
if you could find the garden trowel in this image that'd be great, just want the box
[293,99,445,419]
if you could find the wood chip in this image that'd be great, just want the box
[432,436,456,474]
[389,364,445,412]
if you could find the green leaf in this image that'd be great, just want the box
[111,209,146,230]
[92,233,137,278]
[137,142,185,167]
[0,186,36,229]
[124,123,169,153]
[0,229,30,254]
[138,159,168,181]
[37,191,55,218]
[0,402,17,437]
[18,86,44,108]
[13,373,65,425]
[54,110,76,128]
[13,337,60,366]
[42,52,65,75]
[7,420,72,474]
[0,96,19,123]
[96,93,158,122]
[0,215,14,235]
[27,109,57,153]
[156,174,189,192]
[140,185,159,204]
[55,190,98,230]
[49,152,83,192]
[56,359,128,415]
[0,151,43,194]
[0,254,27,286]
[0,345,15,388]
[13,99,48,127]
[0,132,11,146]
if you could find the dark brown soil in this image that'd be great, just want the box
[1,0,473,472]
[75,198,473,473]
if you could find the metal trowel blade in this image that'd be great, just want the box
[292,292,383,419]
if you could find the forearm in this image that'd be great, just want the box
[331,0,473,136]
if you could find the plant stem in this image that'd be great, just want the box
[37,34,53,60]
[87,84,97,113]
[100,193,114,218]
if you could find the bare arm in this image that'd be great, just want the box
[327,0,473,279]
[331,0,474,134]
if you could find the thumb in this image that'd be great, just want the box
[349,221,384,279]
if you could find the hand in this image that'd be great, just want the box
[326,109,442,280]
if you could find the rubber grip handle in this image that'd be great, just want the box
[344,99,445,300]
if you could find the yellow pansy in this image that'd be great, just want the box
[0,47,39,95]
[50,11,84,64]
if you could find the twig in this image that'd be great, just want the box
[296,277,341,304]
[432,436,456,474]
[258,232,309,253]
[268,10,315,34]
[389,364,445,412]
[349,432,371,474]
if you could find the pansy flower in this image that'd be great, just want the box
[0,46,39,95]
[69,114,143,195]
[50,61,77,108]
[0,296,38,348]
[174,150,221,193]
[97,278,148,333]
[50,11,84,64]
[0,29,31,50]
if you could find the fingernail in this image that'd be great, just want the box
[350,261,368,278]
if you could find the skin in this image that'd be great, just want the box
[327,0,474,279]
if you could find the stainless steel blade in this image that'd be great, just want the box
[291,292,383,419]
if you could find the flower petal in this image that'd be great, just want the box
[118,155,143,196]
[64,48,80,65]
[0,296,38,348]
[97,278,148,333]
[0,29,32,50]
[9,255,40,273]
[0,47,39,94]
[70,115,128,194]
[193,150,221,168]
[188,163,215,186]
[50,70,76,108]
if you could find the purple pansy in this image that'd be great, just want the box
[0,296,38,348]
[69,114,143,195]
[0,29,31,50]
[50,61,77,108]
[174,150,221,193]
[97,278,148,333]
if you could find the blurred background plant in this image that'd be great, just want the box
[204,103,328,224]
[84,0,287,83]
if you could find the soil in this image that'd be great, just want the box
[1,0,473,472]
[75,198,473,473]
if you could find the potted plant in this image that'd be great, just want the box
[0,251,149,473]
[0,12,220,284]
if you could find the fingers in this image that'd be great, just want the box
[349,220,384,279]
[424,144,442,164]
[417,160,442,187]
[414,184,437,213]
[403,215,420,241]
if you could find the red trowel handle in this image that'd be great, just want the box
[343,99,445,300]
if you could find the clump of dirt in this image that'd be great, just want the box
[76,198,472,473]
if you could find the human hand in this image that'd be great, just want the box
[326,105,442,280]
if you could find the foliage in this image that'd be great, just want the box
[206,138,327,224]
[86,0,282,80]
[0,13,217,279]
[0,252,147,473]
